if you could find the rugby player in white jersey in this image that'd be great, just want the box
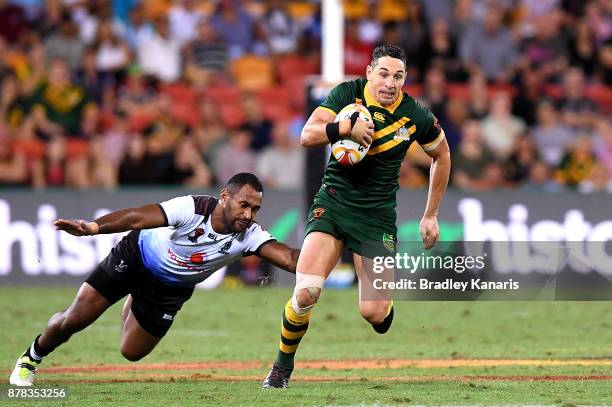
[10,173,299,386]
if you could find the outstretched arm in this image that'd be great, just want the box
[54,204,167,236]
[257,241,300,274]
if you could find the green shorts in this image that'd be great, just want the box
[304,187,397,258]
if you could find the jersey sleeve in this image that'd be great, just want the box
[243,223,276,256]
[319,81,354,115]
[158,195,197,229]
[414,106,445,152]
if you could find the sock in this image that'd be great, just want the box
[274,298,311,369]
[25,334,50,362]
[372,303,394,334]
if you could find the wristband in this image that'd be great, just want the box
[349,111,360,129]
[325,122,341,144]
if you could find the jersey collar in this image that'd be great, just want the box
[364,81,403,114]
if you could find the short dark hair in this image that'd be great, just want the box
[225,173,264,195]
[371,45,407,68]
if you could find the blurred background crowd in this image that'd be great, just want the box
[0,0,611,193]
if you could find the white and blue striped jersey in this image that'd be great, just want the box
[138,195,274,286]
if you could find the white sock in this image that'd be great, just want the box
[29,343,42,362]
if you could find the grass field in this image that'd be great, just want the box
[1,286,611,406]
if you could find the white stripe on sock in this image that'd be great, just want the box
[29,343,42,362]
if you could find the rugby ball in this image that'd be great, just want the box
[331,103,372,165]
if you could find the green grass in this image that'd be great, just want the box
[1,286,611,405]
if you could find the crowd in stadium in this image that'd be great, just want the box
[0,0,611,192]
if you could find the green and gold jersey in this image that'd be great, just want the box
[319,78,444,211]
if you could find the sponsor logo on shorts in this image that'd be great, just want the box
[162,313,174,321]
[188,228,205,243]
[114,260,127,273]
[383,233,396,253]
[312,207,325,220]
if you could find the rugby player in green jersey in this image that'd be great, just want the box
[263,45,451,388]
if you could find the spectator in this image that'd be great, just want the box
[214,127,256,185]
[29,58,94,138]
[192,98,229,167]
[512,67,545,126]
[520,11,568,83]
[584,0,612,45]
[569,18,598,77]
[481,91,526,160]
[31,136,65,188]
[168,0,203,46]
[256,121,303,189]
[555,134,598,188]
[344,19,373,76]
[357,2,383,46]
[460,3,517,83]
[558,67,597,130]
[597,37,612,86]
[522,160,561,192]
[117,65,159,123]
[242,93,273,152]
[419,17,464,81]
[138,17,181,82]
[44,11,84,69]
[117,3,154,50]
[94,19,131,79]
[210,0,260,59]
[0,135,28,186]
[86,135,118,189]
[578,163,612,193]
[261,0,300,55]
[503,135,540,184]
[0,74,27,131]
[184,20,229,87]
[452,120,498,191]
[593,117,612,176]
[419,66,447,119]
[118,133,157,185]
[448,0,474,41]
[439,96,468,151]
[466,71,489,120]
[0,0,27,43]
[531,99,574,166]
[160,136,213,187]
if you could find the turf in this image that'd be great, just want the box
[1,286,611,405]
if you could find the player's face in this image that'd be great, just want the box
[366,56,406,106]
[221,185,263,233]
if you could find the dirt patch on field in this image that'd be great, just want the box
[27,358,612,374]
[40,373,612,385]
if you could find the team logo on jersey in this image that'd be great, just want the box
[312,207,325,219]
[382,233,396,253]
[219,240,233,254]
[188,228,205,243]
[394,126,410,141]
[373,111,385,122]
[190,252,206,264]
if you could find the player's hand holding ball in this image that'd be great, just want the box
[331,104,374,165]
